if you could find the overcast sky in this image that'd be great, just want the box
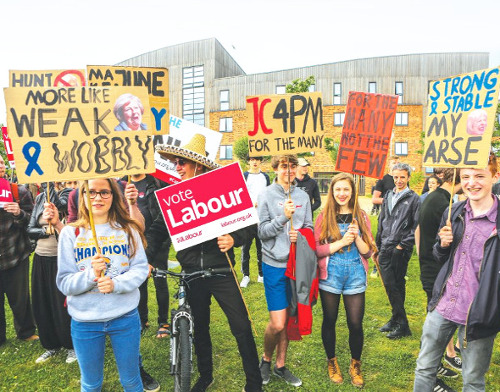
[1,0,499,125]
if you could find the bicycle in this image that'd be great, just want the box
[152,267,231,392]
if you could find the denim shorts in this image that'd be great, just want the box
[319,253,366,295]
[262,263,291,311]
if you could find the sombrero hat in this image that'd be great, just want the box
[155,134,220,171]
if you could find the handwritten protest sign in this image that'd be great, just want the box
[1,127,15,168]
[152,115,223,184]
[4,86,155,183]
[0,178,14,208]
[246,92,324,156]
[10,69,86,87]
[155,162,259,251]
[87,65,169,135]
[336,92,398,179]
[423,67,500,168]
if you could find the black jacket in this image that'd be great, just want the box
[430,200,500,342]
[376,188,420,251]
[295,174,321,213]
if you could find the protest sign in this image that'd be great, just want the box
[10,69,86,87]
[87,65,169,135]
[155,162,259,251]
[152,115,223,184]
[1,127,15,168]
[4,86,155,183]
[246,92,324,156]
[336,92,399,179]
[0,178,14,208]
[423,67,500,168]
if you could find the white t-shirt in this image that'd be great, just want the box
[246,172,268,204]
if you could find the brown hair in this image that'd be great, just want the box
[319,173,377,253]
[458,152,499,177]
[271,155,299,170]
[73,179,147,258]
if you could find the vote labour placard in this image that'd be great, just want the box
[0,178,14,208]
[10,69,86,88]
[336,92,398,179]
[155,162,259,251]
[4,86,155,183]
[87,65,169,135]
[2,127,15,168]
[246,92,325,156]
[423,67,500,168]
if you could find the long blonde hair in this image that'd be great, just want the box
[319,173,377,253]
[72,179,147,258]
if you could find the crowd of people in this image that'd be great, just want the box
[1,137,499,392]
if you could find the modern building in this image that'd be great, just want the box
[117,37,489,193]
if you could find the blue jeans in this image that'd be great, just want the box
[71,309,143,392]
[414,310,496,392]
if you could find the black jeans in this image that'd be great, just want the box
[240,225,263,277]
[378,247,412,324]
[187,274,262,391]
[0,256,36,342]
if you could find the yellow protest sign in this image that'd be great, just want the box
[423,67,500,168]
[4,86,155,183]
[246,92,324,156]
[10,69,86,87]
[87,65,169,135]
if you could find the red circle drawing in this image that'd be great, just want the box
[54,70,86,87]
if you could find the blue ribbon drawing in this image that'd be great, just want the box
[22,141,44,176]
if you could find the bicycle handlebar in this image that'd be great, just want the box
[151,267,232,280]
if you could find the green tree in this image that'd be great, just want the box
[324,137,340,164]
[285,76,315,94]
[492,103,500,153]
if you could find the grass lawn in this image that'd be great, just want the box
[1,199,499,391]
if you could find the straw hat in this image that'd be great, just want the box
[155,133,220,171]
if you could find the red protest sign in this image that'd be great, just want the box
[155,162,259,251]
[335,92,399,179]
[0,178,14,208]
[1,127,15,167]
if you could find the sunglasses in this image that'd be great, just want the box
[174,158,188,167]
[83,190,113,199]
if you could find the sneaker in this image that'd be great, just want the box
[65,349,77,364]
[370,267,378,278]
[437,363,458,379]
[348,358,364,388]
[35,349,58,363]
[140,366,160,392]
[257,275,264,284]
[386,323,411,339]
[240,275,250,288]
[259,358,271,385]
[191,376,213,392]
[273,365,302,387]
[327,357,343,384]
[444,354,462,371]
[434,378,457,392]
[379,319,397,333]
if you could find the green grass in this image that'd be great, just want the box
[1,203,500,391]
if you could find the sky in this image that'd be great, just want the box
[1,0,500,125]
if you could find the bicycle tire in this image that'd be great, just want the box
[174,317,192,392]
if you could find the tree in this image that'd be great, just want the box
[324,137,340,164]
[286,76,315,93]
[492,103,500,154]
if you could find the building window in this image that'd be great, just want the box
[425,167,434,174]
[308,84,316,92]
[276,85,286,94]
[334,112,345,126]
[183,65,204,126]
[219,145,233,160]
[333,83,341,104]
[219,117,233,132]
[220,90,229,110]
[368,82,377,94]
[395,142,408,156]
[395,81,403,104]
[395,112,409,126]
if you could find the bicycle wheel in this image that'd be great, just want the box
[174,317,192,392]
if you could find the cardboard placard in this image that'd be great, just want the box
[1,127,15,168]
[0,178,14,208]
[155,162,259,251]
[423,67,500,168]
[4,86,155,183]
[246,92,324,156]
[87,65,169,135]
[336,91,399,179]
[10,69,86,88]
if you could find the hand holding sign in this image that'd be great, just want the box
[438,225,454,248]
[217,234,235,253]
[284,199,295,219]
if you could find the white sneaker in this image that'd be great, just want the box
[36,349,58,363]
[66,349,77,363]
[240,275,250,288]
[257,275,264,283]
